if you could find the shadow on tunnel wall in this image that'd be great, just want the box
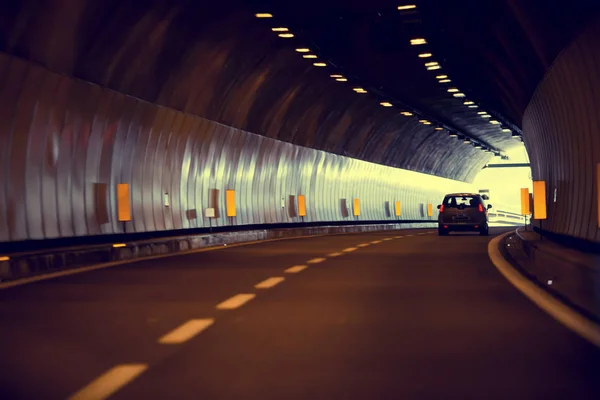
[523,15,600,243]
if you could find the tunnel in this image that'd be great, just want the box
[1,0,600,398]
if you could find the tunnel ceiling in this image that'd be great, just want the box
[0,0,598,183]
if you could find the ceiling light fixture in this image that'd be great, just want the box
[490,120,500,125]
[447,88,459,93]
[278,33,294,38]
[468,105,478,108]
[313,62,326,67]
[380,102,393,107]
[255,13,273,18]
[436,75,448,79]
[449,132,458,137]
[502,128,511,133]
[439,79,451,83]
[435,127,443,130]
[464,101,474,105]
[271,27,289,32]
[463,138,470,144]
[303,54,317,58]
[401,111,413,116]
[453,93,465,97]
[425,62,439,67]
[330,74,343,78]
[481,114,491,118]
[410,38,427,45]
[418,53,432,58]
[398,5,417,10]
[336,78,348,82]
[477,111,487,115]
[474,144,482,148]
[427,66,441,70]
[296,48,310,53]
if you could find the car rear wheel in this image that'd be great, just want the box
[438,227,449,236]
[479,226,489,236]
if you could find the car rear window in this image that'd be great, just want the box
[443,196,481,208]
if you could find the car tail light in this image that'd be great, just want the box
[478,204,484,213]
[439,205,445,213]
[444,225,448,229]
[475,225,479,229]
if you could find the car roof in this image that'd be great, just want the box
[444,193,481,197]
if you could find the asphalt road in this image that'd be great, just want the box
[1,228,599,399]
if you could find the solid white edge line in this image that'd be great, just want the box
[216,293,256,310]
[68,364,148,400]
[255,277,285,289]
[158,319,214,344]
[488,232,600,349]
[285,265,307,273]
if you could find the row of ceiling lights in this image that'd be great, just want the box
[256,10,505,157]
[402,4,522,148]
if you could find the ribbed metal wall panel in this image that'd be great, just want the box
[523,16,600,243]
[0,54,473,242]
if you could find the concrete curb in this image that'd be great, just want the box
[488,231,600,348]
[0,222,435,290]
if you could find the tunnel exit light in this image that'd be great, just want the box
[533,181,547,220]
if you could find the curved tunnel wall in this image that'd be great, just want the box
[0,1,490,183]
[523,16,600,243]
[0,53,472,242]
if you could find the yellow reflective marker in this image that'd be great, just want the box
[533,181,547,220]
[427,203,433,217]
[395,201,401,216]
[117,184,131,222]
[298,195,307,217]
[353,198,360,216]
[520,188,530,215]
[0,256,9,262]
[226,190,236,217]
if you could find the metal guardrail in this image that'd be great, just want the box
[487,209,526,224]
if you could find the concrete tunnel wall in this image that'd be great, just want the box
[523,16,600,243]
[0,53,473,242]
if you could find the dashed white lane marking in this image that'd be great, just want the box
[158,319,214,344]
[357,243,370,248]
[216,294,256,310]
[307,257,326,264]
[371,240,382,244]
[285,265,308,273]
[343,247,357,252]
[255,277,285,289]
[394,236,404,239]
[68,364,148,400]
[383,238,393,241]
[328,252,343,257]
